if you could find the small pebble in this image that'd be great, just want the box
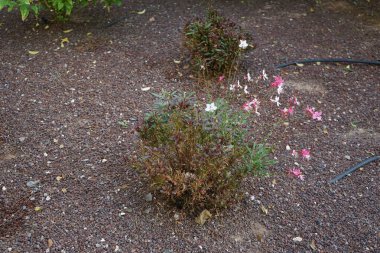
[27,180,40,188]
[145,193,153,202]
[293,236,303,242]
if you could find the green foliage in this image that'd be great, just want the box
[0,0,122,21]
[135,91,273,213]
[183,10,251,79]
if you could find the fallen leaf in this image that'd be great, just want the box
[141,87,151,91]
[293,236,303,242]
[316,61,321,65]
[256,233,264,242]
[310,239,317,251]
[61,37,69,48]
[61,188,67,193]
[63,29,73,33]
[28,50,39,55]
[173,60,181,64]
[56,176,63,181]
[296,63,304,67]
[48,239,54,248]
[149,17,155,22]
[34,206,42,211]
[195,209,212,225]
[117,120,129,128]
[117,184,129,190]
[260,205,268,215]
[137,9,146,14]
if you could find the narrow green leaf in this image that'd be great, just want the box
[20,4,29,21]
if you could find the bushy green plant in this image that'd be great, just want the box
[0,0,122,21]
[135,91,273,213]
[183,10,251,79]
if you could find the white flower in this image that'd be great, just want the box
[237,80,242,89]
[239,40,248,49]
[247,71,252,82]
[229,84,236,91]
[205,102,217,112]
[262,69,268,80]
[244,85,249,94]
[277,85,284,95]
[270,96,281,107]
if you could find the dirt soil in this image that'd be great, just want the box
[1,0,379,252]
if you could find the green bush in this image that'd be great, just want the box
[183,10,251,79]
[0,0,122,21]
[135,91,273,213]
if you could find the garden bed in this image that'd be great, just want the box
[1,0,379,252]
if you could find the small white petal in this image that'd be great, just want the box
[244,85,249,94]
[141,87,151,91]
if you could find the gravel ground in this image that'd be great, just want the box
[1,0,379,252]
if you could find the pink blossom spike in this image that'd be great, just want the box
[218,75,225,82]
[300,149,311,160]
[280,108,289,117]
[305,106,315,117]
[312,111,322,121]
[305,106,322,121]
[288,106,295,115]
[288,168,305,181]
[271,76,284,88]
[289,96,300,107]
[243,102,252,112]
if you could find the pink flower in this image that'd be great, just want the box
[243,102,252,111]
[289,96,300,107]
[305,106,315,116]
[271,76,284,88]
[243,99,260,115]
[280,107,294,117]
[312,111,322,121]
[218,75,225,82]
[305,106,322,121]
[301,149,311,160]
[288,168,305,181]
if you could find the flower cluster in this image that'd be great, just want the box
[271,76,285,95]
[288,168,305,181]
[305,106,322,121]
[290,148,311,160]
[243,98,260,115]
[287,146,311,181]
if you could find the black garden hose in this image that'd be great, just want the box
[276,58,380,69]
[329,156,380,184]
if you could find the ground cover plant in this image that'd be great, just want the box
[183,10,251,80]
[136,91,273,213]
